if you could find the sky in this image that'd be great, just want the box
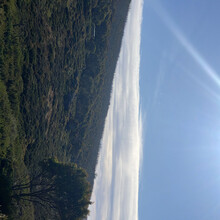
[89,0,220,220]
[88,0,143,219]
[139,0,220,220]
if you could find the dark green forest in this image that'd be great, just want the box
[0,0,130,219]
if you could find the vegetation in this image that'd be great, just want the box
[0,0,131,218]
[12,159,91,220]
[0,158,91,219]
[0,159,12,216]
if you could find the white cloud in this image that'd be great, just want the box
[88,0,143,219]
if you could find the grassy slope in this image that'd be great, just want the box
[0,0,34,218]
[0,0,131,218]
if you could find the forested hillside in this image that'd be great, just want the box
[0,0,130,218]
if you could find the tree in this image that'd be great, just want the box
[0,159,13,216]
[12,159,92,219]
[86,40,96,54]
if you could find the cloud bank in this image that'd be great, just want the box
[88,0,143,219]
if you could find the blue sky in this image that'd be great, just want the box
[89,0,220,219]
[139,0,220,219]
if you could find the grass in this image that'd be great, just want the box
[0,0,131,218]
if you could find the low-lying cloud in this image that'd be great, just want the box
[88,0,143,219]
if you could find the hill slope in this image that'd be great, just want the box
[0,0,131,218]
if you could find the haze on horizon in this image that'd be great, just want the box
[88,0,143,219]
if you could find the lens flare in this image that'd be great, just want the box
[151,1,220,88]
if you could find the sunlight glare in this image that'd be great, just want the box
[151,1,220,88]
